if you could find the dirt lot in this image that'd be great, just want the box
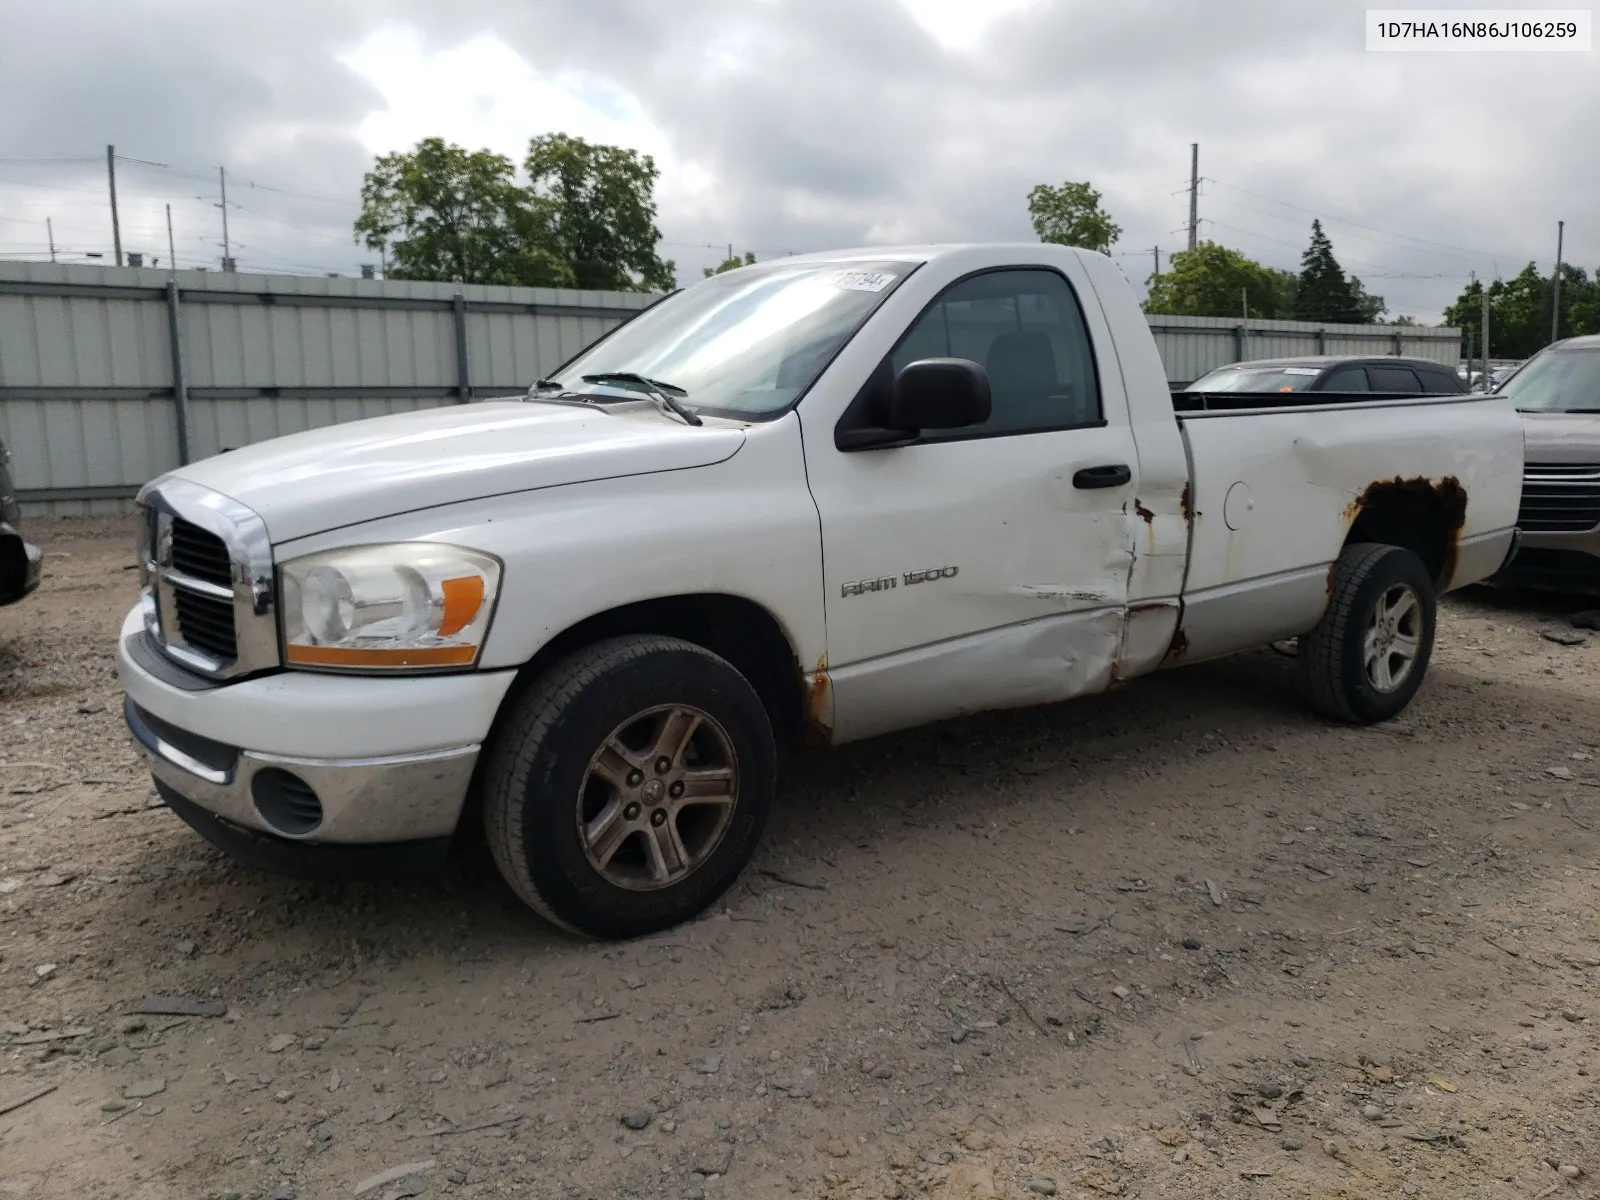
[2,518,1599,1200]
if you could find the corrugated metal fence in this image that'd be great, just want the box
[1147,314,1462,386]
[0,263,654,514]
[0,263,1461,515]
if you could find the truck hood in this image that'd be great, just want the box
[169,400,747,543]
[1520,410,1600,464]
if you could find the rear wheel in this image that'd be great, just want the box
[1300,542,1436,724]
[483,635,776,938]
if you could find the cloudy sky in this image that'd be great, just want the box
[0,0,1593,321]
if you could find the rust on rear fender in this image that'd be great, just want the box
[1342,475,1468,587]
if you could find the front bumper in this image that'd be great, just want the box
[0,523,41,605]
[117,605,518,868]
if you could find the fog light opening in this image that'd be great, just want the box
[251,768,324,836]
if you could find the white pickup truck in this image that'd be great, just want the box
[120,244,1523,937]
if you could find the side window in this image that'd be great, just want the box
[1320,366,1369,392]
[1418,366,1465,394]
[1368,365,1422,393]
[890,269,1102,437]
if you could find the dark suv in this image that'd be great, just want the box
[0,435,41,606]
[1186,355,1469,395]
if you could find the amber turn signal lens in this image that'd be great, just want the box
[437,575,486,638]
[285,644,477,669]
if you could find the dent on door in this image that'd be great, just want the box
[820,490,1142,745]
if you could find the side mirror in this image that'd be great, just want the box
[889,358,991,431]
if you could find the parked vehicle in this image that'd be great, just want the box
[1489,335,1600,591]
[118,244,1524,937]
[0,435,42,606]
[1188,355,1468,395]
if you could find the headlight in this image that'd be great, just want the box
[279,544,502,672]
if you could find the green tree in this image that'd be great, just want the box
[705,251,757,277]
[354,137,566,286]
[1144,241,1295,318]
[1348,274,1387,323]
[1294,220,1379,323]
[524,133,675,292]
[1266,267,1300,317]
[1570,269,1600,338]
[1444,276,1489,353]
[355,134,676,291]
[1027,181,1121,254]
[1445,264,1600,358]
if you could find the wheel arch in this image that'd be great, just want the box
[492,593,808,750]
[1341,476,1469,589]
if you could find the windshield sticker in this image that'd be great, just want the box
[1282,367,1321,375]
[828,270,897,293]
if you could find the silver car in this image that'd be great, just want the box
[1493,334,1600,591]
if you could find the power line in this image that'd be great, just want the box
[0,176,106,195]
[114,156,351,206]
[1206,178,1527,263]
[1203,217,1446,279]
[0,156,99,165]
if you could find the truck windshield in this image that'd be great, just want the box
[1497,346,1600,412]
[1187,366,1321,392]
[541,260,916,419]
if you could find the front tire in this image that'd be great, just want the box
[1300,542,1436,724]
[483,635,776,938]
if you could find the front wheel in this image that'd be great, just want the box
[1299,542,1437,724]
[482,635,776,938]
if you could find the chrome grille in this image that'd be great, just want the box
[170,519,232,587]
[138,479,278,680]
[1518,463,1600,533]
[173,587,238,659]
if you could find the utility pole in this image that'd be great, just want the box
[1552,219,1565,343]
[216,166,234,271]
[1187,143,1199,251]
[166,204,177,277]
[46,218,56,263]
[1481,288,1491,386]
[1241,287,1248,320]
[1152,246,1161,278]
[106,144,123,266]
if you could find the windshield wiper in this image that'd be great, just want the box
[580,372,703,427]
[530,378,566,393]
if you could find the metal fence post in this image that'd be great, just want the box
[165,280,192,465]
[1315,328,1326,355]
[453,292,471,403]
[1234,324,1247,362]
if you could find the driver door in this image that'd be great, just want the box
[802,264,1140,742]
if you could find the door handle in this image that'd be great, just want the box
[1072,464,1132,489]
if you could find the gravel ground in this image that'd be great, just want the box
[2,517,1599,1200]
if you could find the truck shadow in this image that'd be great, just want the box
[100,634,1559,959]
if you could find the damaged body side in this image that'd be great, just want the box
[1341,475,1468,589]
[1166,397,1520,669]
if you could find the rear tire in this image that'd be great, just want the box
[1299,542,1436,724]
[482,635,776,939]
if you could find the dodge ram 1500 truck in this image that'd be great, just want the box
[119,244,1524,938]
